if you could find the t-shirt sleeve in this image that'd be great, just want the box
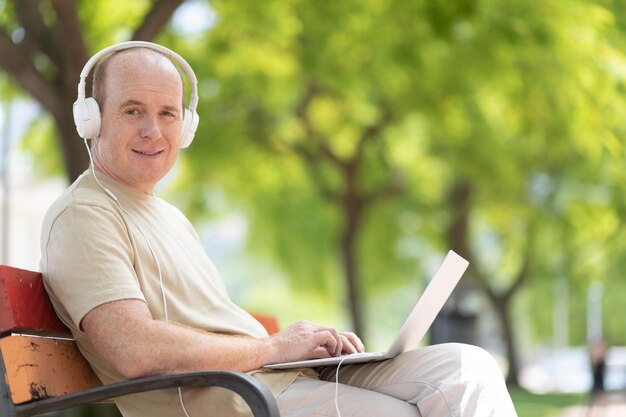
[43,202,146,329]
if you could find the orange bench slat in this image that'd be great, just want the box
[0,334,102,404]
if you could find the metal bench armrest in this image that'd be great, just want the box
[13,371,280,417]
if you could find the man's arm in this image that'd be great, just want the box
[82,299,363,379]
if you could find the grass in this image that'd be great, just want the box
[510,386,587,417]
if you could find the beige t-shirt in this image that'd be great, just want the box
[40,170,308,417]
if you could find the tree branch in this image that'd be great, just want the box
[0,29,62,118]
[317,139,344,166]
[504,223,535,301]
[467,259,495,299]
[352,102,401,205]
[292,143,341,202]
[469,220,534,304]
[352,102,395,164]
[294,83,344,167]
[132,0,185,41]
[294,83,318,121]
[362,173,405,204]
[14,0,61,67]
[504,254,529,303]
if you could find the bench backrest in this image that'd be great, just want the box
[0,265,280,408]
[0,265,69,336]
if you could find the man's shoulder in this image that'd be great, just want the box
[44,171,117,223]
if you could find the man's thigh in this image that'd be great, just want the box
[318,343,465,395]
[317,344,463,416]
[277,376,421,417]
[317,343,515,417]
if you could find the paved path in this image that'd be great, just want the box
[555,392,626,417]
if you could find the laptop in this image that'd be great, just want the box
[263,250,469,369]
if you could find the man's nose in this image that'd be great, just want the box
[140,114,162,139]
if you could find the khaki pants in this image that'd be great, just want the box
[276,343,518,417]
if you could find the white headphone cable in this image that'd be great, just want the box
[334,355,350,417]
[84,139,192,417]
[84,139,169,319]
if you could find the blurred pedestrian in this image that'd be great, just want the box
[587,339,608,417]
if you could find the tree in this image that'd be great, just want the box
[416,0,626,382]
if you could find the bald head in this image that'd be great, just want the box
[92,48,185,112]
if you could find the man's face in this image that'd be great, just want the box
[94,50,184,194]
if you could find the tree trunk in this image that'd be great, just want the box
[340,199,365,338]
[445,181,522,385]
[447,182,471,256]
[490,294,520,385]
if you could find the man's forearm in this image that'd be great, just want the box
[127,319,276,377]
[82,299,276,379]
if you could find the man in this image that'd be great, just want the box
[41,43,518,417]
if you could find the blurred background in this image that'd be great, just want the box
[1,1,626,416]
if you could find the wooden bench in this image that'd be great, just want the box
[0,265,280,417]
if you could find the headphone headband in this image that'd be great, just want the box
[76,41,198,110]
[73,41,199,148]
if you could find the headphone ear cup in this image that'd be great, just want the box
[73,97,101,139]
[180,108,199,148]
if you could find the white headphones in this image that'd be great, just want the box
[72,41,199,148]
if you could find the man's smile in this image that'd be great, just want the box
[133,149,163,156]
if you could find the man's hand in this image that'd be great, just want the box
[268,321,365,364]
[339,331,365,355]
